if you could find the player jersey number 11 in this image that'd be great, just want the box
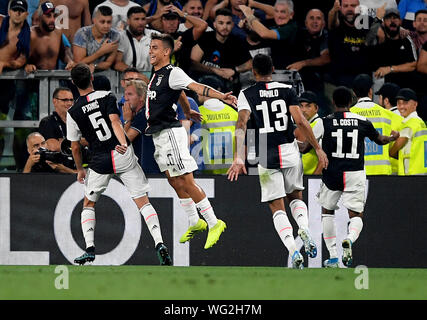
[332,129,360,159]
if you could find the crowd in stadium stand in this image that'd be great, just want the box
[0,0,426,175]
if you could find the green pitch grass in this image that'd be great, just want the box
[0,266,426,300]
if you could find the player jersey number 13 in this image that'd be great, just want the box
[256,99,288,134]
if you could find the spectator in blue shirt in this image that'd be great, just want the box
[122,79,161,174]
[398,0,427,30]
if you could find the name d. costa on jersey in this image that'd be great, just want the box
[333,118,359,126]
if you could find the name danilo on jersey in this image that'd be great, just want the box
[259,89,279,98]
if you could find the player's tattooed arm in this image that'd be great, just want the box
[235,109,251,162]
[188,82,237,107]
[227,109,250,181]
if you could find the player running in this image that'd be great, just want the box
[227,54,329,269]
[67,63,172,265]
[316,86,399,267]
[146,33,237,249]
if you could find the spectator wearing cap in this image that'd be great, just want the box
[390,88,427,175]
[376,82,401,115]
[94,0,141,31]
[373,8,418,90]
[73,5,120,72]
[0,0,30,75]
[0,0,31,123]
[160,5,208,72]
[359,0,398,19]
[25,1,75,72]
[50,0,91,43]
[350,73,403,175]
[114,6,159,73]
[296,91,323,175]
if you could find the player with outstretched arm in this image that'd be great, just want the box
[316,86,399,267]
[227,54,329,269]
[146,33,237,249]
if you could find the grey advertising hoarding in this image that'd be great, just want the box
[0,174,426,268]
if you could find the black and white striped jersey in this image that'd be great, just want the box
[145,64,194,135]
[319,111,379,190]
[67,90,126,174]
[237,81,300,169]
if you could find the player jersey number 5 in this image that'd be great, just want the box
[331,128,360,159]
[89,111,112,141]
[256,99,288,133]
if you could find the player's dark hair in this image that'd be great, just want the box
[215,8,233,19]
[71,64,92,90]
[127,6,146,18]
[93,75,111,91]
[253,54,273,76]
[52,87,72,99]
[352,73,373,98]
[151,33,174,53]
[94,5,113,18]
[333,86,353,109]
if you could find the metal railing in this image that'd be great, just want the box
[0,69,123,128]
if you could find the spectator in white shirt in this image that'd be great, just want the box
[114,6,159,72]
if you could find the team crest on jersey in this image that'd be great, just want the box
[156,75,163,86]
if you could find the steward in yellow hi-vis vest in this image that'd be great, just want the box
[350,74,403,175]
[398,116,427,175]
[350,98,402,175]
[302,116,322,174]
[199,98,238,174]
[297,91,323,175]
[389,88,427,175]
